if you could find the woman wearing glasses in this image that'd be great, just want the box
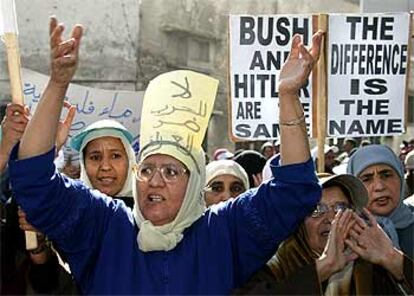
[204,159,249,207]
[236,174,413,295]
[69,119,136,208]
[8,17,322,294]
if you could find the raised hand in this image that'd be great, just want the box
[345,208,404,280]
[49,16,83,87]
[18,17,82,159]
[279,31,323,96]
[316,209,358,281]
[56,101,76,152]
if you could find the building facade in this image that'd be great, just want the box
[1,0,412,158]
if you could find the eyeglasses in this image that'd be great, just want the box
[204,181,245,197]
[310,202,351,218]
[134,163,188,183]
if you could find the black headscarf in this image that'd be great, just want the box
[233,150,266,188]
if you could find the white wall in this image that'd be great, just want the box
[361,0,414,12]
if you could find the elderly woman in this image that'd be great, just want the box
[236,174,413,295]
[347,144,414,259]
[8,17,322,294]
[70,119,136,208]
[204,159,249,207]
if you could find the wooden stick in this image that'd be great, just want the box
[4,32,24,105]
[4,32,37,249]
[316,14,328,173]
[404,13,413,133]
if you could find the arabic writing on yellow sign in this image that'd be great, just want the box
[140,70,219,155]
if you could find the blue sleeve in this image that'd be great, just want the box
[8,144,121,281]
[217,155,321,285]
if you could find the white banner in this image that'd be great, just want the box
[327,13,410,137]
[229,14,313,141]
[22,68,144,162]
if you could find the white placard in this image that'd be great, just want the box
[327,13,410,137]
[229,15,313,141]
[22,68,144,161]
[0,0,19,35]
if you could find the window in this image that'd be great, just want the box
[188,39,210,62]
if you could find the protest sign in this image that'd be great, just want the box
[140,71,218,167]
[22,68,144,162]
[327,13,411,137]
[229,15,314,141]
[1,0,24,105]
[0,0,18,34]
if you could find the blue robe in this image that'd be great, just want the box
[9,146,320,295]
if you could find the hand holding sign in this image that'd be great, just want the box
[49,16,83,87]
[279,31,323,97]
[0,103,29,171]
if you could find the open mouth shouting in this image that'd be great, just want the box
[148,194,166,203]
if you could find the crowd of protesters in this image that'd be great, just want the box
[0,15,413,296]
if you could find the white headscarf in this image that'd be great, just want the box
[70,120,136,198]
[78,130,136,197]
[133,142,206,252]
[206,159,249,190]
[133,70,218,251]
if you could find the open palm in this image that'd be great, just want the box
[279,31,323,96]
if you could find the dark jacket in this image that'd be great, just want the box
[1,197,78,295]
[235,225,414,295]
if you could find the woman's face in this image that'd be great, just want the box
[358,164,401,216]
[205,174,245,206]
[136,154,189,226]
[84,136,129,196]
[262,147,275,159]
[325,150,337,170]
[304,186,350,254]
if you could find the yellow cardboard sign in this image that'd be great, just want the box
[140,70,219,155]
